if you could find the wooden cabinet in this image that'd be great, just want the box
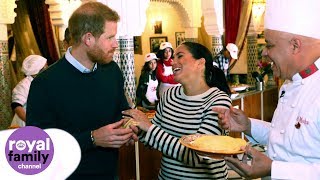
[119,145,136,180]
[243,92,262,119]
[232,86,278,121]
[119,142,161,180]
[230,86,278,138]
[262,88,278,121]
[138,143,162,180]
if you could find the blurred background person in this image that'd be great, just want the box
[213,43,238,81]
[124,42,231,179]
[10,55,47,127]
[156,42,179,96]
[136,53,159,110]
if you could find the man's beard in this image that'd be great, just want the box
[87,46,113,65]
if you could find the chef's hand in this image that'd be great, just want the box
[212,106,251,136]
[92,120,136,148]
[122,109,152,132]
[225,145,272,179]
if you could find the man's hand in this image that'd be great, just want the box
[212,106,251,135]
[92,120,136,148]
[125,122,139,146]
[225,145,272,179]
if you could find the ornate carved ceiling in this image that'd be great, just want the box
[150,0,192,28]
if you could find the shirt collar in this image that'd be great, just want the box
[292,57,320,81]
[65,47,97,73]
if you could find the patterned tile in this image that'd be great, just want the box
[212,36,223,56]
[114,37,136,105]
[247,36,258,86]
[185,38,198,43]
[0,40,13,130]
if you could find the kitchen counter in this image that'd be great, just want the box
[232,85,277,100]
[229,85,278,139]
[232,85,278,121]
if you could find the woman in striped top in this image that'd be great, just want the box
[123,42,232,180]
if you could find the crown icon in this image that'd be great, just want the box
[17,142,25,148]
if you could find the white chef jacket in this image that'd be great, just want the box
[247,58,320,179]
[11,76,33,127]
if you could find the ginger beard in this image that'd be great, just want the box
[87,42,115,65]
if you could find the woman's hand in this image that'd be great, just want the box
[122,109,152,132]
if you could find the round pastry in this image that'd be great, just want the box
[122,118,139,129]
[190,135,247,154]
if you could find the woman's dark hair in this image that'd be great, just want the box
[181,42,231,95]
[156,48,174,60]
[141,61,157,80]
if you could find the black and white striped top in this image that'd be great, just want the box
[140,85,232,180]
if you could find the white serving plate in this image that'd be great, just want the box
[231,85,249,92]
[231,93,239,99]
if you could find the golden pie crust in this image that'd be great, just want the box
[180,134,247,154]
[122,118,139,129]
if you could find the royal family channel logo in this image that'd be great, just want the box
[5,126,54,175]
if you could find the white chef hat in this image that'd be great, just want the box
[265,0,320,39]
[159,42,173,50]
[21,55,47,76]
[226,43,238,59]
[145,53,158,62]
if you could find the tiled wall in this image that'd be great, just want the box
[211,36,223,56]
[247,35,258,86]
[114,37,136,105]
[0,40,13,129]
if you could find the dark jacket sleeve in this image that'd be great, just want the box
[136,72,150,106]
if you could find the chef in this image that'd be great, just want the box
[10,55,47,127]
[212,0,320,179]
[213,43,238,81]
